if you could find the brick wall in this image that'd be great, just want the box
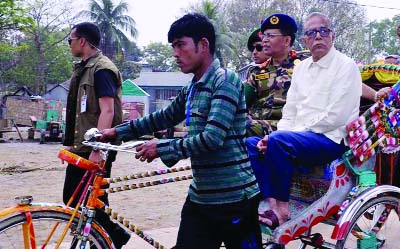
[5,98,65,126]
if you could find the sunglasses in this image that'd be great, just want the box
[304,28,331,38]
[67,36,80,45]
[253,44,263,52]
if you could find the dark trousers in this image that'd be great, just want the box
[175,196,262,249]
[246,130,347,202]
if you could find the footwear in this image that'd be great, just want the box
[109,225,131,249]
[259,210,281,230]
[258,199,271,216]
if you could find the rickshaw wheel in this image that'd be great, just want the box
[335,196,400,249]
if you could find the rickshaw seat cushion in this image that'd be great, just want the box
[289,163,333,203]
[290,175,330,203]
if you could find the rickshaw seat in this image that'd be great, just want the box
[289,163,333,204]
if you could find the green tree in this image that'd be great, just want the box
[78,0,138,59]
[0,0,33,33]
[369,15,400,60]
[20,0,75,94]
[117,61,141,80]
[1,31,73,91]
[0,41,25,88]
[0,0,74,93]
[189,0,235,68]
[142,42,178,72]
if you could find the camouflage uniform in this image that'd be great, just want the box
[244,51,304,137]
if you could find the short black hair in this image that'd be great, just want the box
[168,13,216,55]
[72,22,101,47]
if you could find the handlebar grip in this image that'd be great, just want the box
[58,149,99,171]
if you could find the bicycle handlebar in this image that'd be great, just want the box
[82,140,145,153]
[82,127,145,153]
[58,141,145,171]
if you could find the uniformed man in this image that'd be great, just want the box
[245,14,304,212]
[244,28,270,136]
[244,14,306,137]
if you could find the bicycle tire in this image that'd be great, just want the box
[335,195,400,249]
[0,205,113,248]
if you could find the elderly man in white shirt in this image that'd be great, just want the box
[253,12,362,229]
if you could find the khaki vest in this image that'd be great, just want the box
[72,53,123,152]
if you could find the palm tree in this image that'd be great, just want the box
[78,0,137,59]
[197,0,235,68]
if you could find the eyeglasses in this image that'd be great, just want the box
[304,28,331,38]
[261,33,284,40]
[252,44,263,52]
[67,36,80,45]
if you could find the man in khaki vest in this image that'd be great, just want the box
[62,22,128,248]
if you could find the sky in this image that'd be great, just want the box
[129,0,195,47]
[129,0,400,47]
[85,0,400,48]
[358,0,400,21]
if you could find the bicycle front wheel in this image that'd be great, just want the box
[0,204,113,248]
[335,195,400,249]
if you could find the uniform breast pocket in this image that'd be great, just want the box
[80,82,94,91]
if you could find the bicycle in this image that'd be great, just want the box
[0,129,193,248]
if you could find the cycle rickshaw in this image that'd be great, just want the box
[261,63,400,248]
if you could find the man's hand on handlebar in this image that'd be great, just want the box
[97,128,117,142]
[135,138,159,163]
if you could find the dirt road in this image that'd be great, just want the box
[0,131,317,248]
[0,129,190,248]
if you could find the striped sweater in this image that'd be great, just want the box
[116,59,259,204]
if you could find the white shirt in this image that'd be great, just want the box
[277,47,362,144]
